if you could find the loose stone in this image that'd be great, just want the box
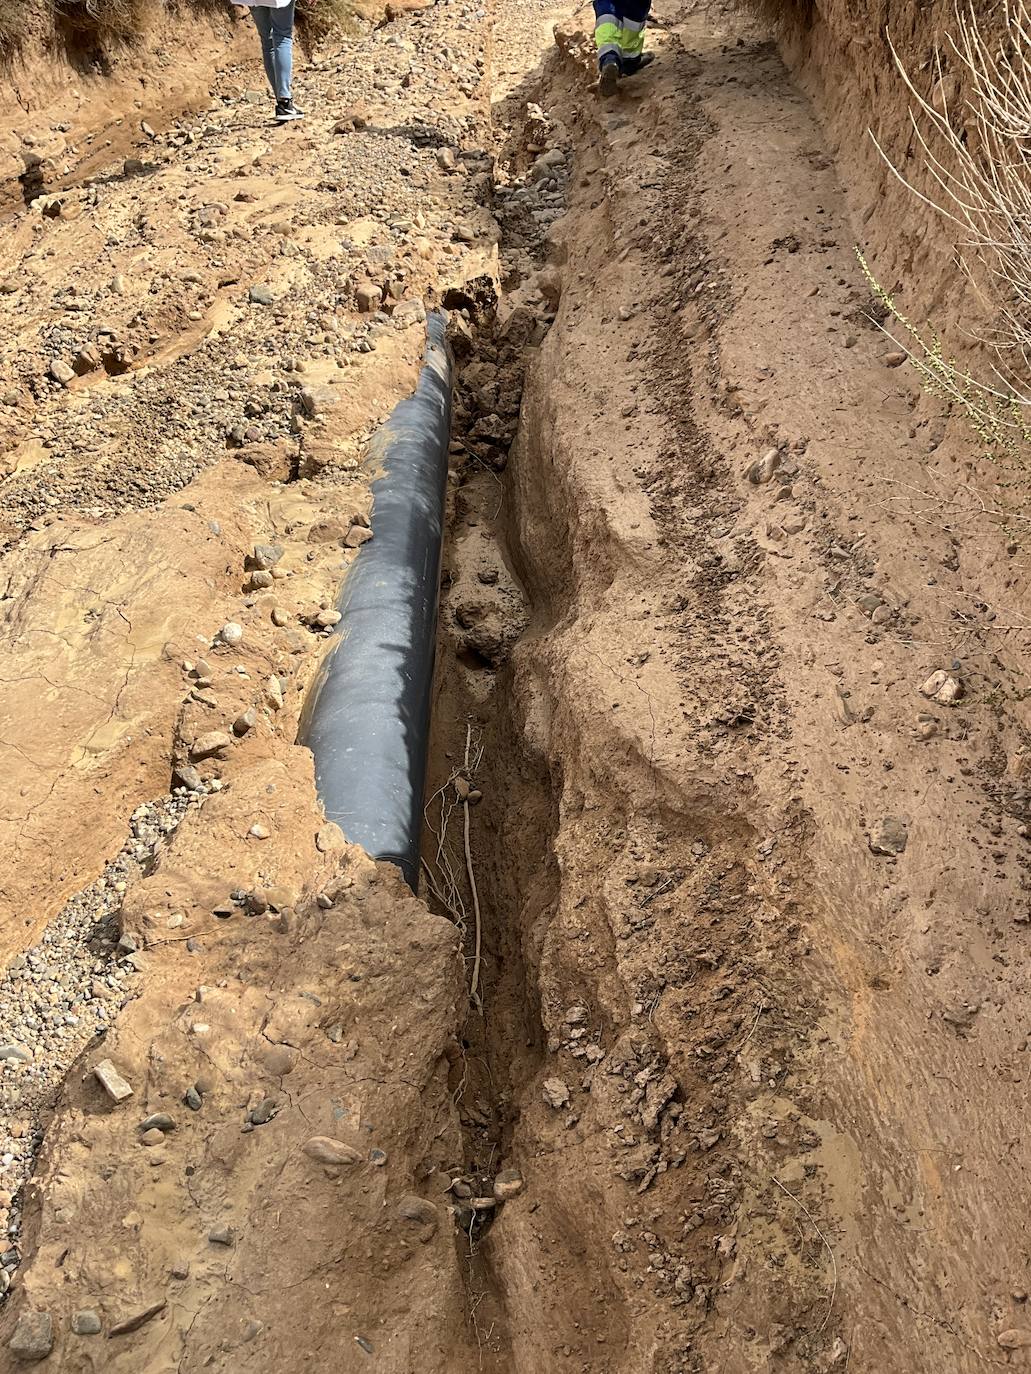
[8,1310,53,1361]
[302,1136,362,1165]
[94,1058,133,1104]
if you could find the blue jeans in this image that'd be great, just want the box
[251,2,294,103]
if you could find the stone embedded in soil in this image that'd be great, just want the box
[303,1136,362,1166]
[542,1077,570,1109]
[493,1168,524,1201]
[345,525,373,548]
[316,823,345,853]
[71,1310,102,1336]
[869,816,909,856]
[857,593,882,617]
[249,1097,277,1126]
[248,285,274,306]
[265,676,284,711]
[109,1300,166,1337]
[8,1310,53,1361]
[249,543,283,570]
[0,1044,32,1063]
[140,1113,176,1133]
[356,282,383,313]
[174,763,205,792]
[93,1058,133,1103]
[140,1127,165,1146]
[536,266,562,310]
[218,622,244,647]
[48,359,74,386]
[233,709,257,737]
[396,1194,438,1234]
[920,669,962,705]
[998,1330,1031,1349]
[307,519,349,544]
[746,448,781,484]
[190,731,232,761]
[208,1226,234,1246]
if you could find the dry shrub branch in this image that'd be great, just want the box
[0,0,354,66]
[855,0,1031,505]
[872,1,1031,391]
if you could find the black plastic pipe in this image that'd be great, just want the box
[299,311,453,889]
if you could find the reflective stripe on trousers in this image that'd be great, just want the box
[593,0,651,67]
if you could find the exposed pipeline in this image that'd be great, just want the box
[299,312,453,888]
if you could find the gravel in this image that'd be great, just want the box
[0,785,212,1299]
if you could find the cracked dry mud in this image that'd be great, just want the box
[2,0,1031,1371]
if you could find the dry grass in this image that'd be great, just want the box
[0,0,358,68]
[0,0,42,61]
[297,0,360,50]
[857,0,1031,516]
[0,0,232,63]
[874,1,1031,394]
[738,0,816,36]
[55,0,163,43]
[858,249,1031,483]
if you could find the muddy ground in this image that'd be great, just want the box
[1,0,1031,1370]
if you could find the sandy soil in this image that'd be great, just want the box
[3,0,1031,1370]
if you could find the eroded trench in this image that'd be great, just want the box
[421,43,714,1363]
[419,84,568,1365]
[415,26,831,1371]
[0,13,841,1366]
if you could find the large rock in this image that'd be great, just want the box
[302,1136,362,1166]
[190,731,232,761]
[8,1310,53,1362]
[868,816,909,856]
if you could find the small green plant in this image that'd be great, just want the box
[857,247,1031,478]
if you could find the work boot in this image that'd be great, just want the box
[622,51,655,77]
[598,57,620,97]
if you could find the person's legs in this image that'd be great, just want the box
[593,0,623,85]
[618,0,653,75]
[267,1,295,105]
[250,6,278,95]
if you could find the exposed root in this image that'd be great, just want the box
[463,724,484,1013]
[422,721,485,1011]
[771,1176,839,1333]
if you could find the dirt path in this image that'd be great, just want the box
[3,0,1031,1369]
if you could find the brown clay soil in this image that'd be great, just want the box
[2,0,1031,1371]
